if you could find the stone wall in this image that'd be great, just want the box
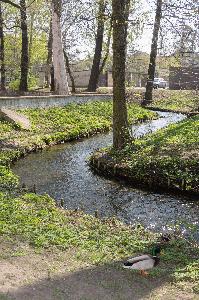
[0,94,113,109]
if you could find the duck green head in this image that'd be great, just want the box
[152,245,161,257]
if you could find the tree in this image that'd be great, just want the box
[0,0,29,91]
[19,0,28,91]
[99,16,112,75]
[143,0,163,105]
[63,49,76,93]
[87,0,107,92]
[0,2,6,90]
[51,0,69,95]
[112,0,131,150]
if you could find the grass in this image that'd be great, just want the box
[147,90,199,113]
[91,115,199,194]
[96,88,199,113]
[0,101,156,150]
[0,100,198,294]
[0,192,198,286]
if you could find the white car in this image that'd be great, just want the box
[153,78,167,89]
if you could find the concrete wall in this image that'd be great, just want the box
[0,94,113,109]
[67,70,91,87]
[67,70,107,88]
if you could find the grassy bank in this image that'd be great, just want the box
[0,101,198,298]
[0,204,198,300]
[149,90,199,113]
[0,101,155,176]
[97,88,199,113]
[0,193,198,294]
[91,115,199,195]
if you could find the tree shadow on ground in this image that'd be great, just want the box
[1,258,196,300]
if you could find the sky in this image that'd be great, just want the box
[133,0,154,54]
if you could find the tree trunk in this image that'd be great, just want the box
[143,0,163,105]
[50,65,55,92]
[19,0,29,92]
[52,0,69,95]
[45,20,53,89]
[99,18,112,74]
[28,12,34,65]
[0,3,6,91]
[87,0,106,92]
[63,50,76,93]
[112,0,131,150]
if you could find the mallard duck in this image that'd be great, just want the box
[123,245,161,276]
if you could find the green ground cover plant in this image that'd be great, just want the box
[97,88,199,113]
[0,101,156,166]
[0,192,198,289]
[148,90,199,112]
[0,100,198,293]
[91,115,199,194]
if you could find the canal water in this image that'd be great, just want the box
[12,112,199,239]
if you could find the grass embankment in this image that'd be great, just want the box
[91,115,199,195]
[149,90,199,113]
[0,101,198,297]
[129,89,198,113]
[97,88,199,113]
[0,102,156,249]
[0,193,199,295]
[0,101,155,185]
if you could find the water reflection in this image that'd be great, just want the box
[12,112,198,239]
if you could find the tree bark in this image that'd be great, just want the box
[19,0,29,92]
[45,20,53,89]
[87,0,106,92]
[28,11,34,65]
[0,3,6,91]
[63,49,76,93]
[143,0,163,105]
[52,0,69,95]
[99,18,112,75]
[112,0,131,150]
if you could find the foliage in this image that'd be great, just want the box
[0,101,198,289]
[20,101,156,135]
[0,101,156,168]
[0,191,198,286]
[93,115,199,194]
[9,75,39,90]
[150,90,199,112]
[0,166,19,191]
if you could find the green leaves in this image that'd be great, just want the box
[151,90,199,113]
[100,115,199,193]
[0,166,19,191]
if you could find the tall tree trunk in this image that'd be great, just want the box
[112,0,131,150]
[0,3,6,91]
[28,12,34,65]
[50,65,55,92]
[19,0,29,92]
[99,18,112,74]
[143,0,163,105]
[63,50,76,93]
[87,0,106,92]
[45,20,53,89]
[52,0,69,95]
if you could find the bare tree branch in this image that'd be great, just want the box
[0,0,20,9]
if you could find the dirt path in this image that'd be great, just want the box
[0,241,197,300]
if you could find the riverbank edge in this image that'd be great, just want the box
[89,150,198,197]
[0,107,198,295]
[146,106,199,116]
[89,113,199,197]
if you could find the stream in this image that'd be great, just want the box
[12,111,199,240]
